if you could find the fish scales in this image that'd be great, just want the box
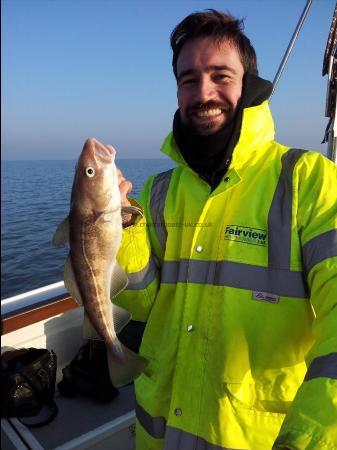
[53,138,148,386]
[70,217,117,344]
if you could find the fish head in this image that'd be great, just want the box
[71,138,121,216]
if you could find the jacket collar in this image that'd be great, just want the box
[161,100,275,168]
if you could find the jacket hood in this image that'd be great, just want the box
[161,100,275,168]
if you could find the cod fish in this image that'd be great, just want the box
[53,138,147,387]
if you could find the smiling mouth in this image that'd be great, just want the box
[195,108,223,118]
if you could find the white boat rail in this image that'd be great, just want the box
[1,281,69,319]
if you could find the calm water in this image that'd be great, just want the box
[1,159,175,299]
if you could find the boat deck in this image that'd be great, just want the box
[2,386,135,450]
[1,307,136,450]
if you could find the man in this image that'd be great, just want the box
[115,10,337,450]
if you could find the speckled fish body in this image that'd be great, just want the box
[53,138,147,386]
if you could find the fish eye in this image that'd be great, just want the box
[86,167,95,178]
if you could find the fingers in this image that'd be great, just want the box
[116,167,132,208]
[117,168,125,185]
[120,180,132,198]
[116,168,132,224]
[120,180,133,222]
[117,168,132,190]
[117,168,131,184]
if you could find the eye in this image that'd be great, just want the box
[214,74,230,83]
[86,167,95,177]
[181,78,196,86]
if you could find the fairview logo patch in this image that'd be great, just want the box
[252,291,279,304]
[225,225,267,246]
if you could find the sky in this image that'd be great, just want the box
[1,0,335,160]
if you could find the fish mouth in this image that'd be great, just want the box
[95,143,116,163]
[94,142,116,165]
[83,138,116,166]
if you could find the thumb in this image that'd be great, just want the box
[119,180,132,204]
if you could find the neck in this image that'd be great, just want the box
[173,111,235,188]
[172,72,273,189]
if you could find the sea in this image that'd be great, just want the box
[1,159,175,299]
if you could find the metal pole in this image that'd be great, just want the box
[270,0,313,99]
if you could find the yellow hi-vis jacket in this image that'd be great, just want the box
[115,100,337,450]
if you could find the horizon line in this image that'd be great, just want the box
[1,157,169,162]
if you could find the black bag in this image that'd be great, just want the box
[58,340,120,402]
[1,347,58,427]
[58,321,145,402]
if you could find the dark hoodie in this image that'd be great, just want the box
[173,72,273,190]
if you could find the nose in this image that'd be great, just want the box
[194,76,216,103]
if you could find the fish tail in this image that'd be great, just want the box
[107,340,125,363]
[106,339,148,387]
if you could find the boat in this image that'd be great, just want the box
[323,2,337,163]
[1,284,137,450]
[2,3,337,449]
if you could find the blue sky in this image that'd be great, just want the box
[2,0,335,160]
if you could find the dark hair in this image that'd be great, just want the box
[170,9,257,78]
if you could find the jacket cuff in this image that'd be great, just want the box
[122,197,144,228]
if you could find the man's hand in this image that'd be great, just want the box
[117,169,133,226]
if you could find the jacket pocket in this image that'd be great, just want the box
[139,345,158,382]
[223,381,296,416]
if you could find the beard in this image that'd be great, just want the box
[181,100,235,135]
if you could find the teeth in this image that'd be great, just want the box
[196,108,222,117]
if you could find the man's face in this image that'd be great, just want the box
[176,36,244,135]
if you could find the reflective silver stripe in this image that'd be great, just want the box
[161,260,308,298]
[268,149,307,269]
[136,404,241,449]
[302,229,337,274]
[164,427,244,450]
[136,401,166,439]
[305,352,337,381]
[150,169,174,252]
[127,254,159,290]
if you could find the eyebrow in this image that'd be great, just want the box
[177,65,237,82]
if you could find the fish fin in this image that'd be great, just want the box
[110,260,128,298]
[83,312,102,340]
[81,300,129,338]
[106,340,148,387]
[109,262,132,332]
[63,256,101,339]
[52,217,69,247]
[64,256,83,305]
[82,304,130,339]
[121,206,143,216]
[112,304,131,334]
